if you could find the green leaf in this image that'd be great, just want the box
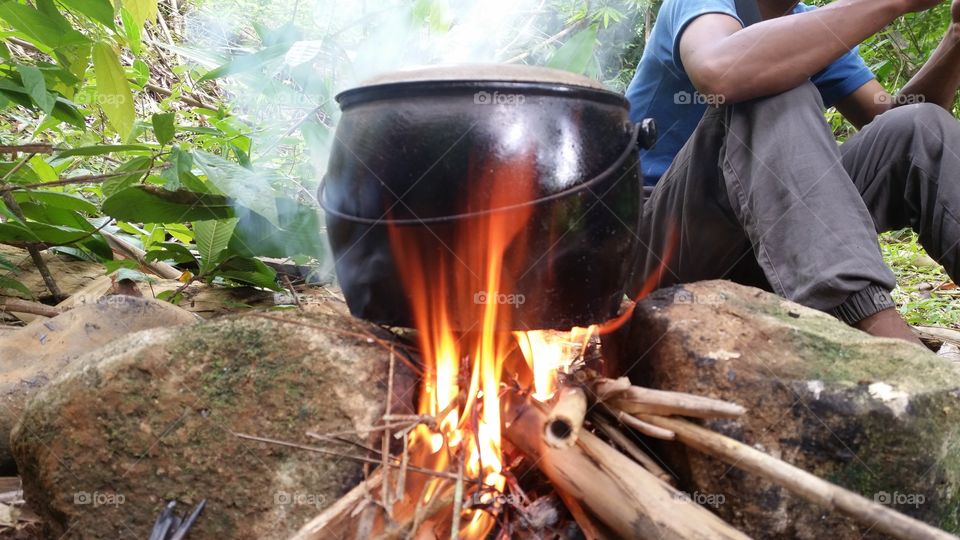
[160,146,192,190]
[145,242,196,265]
[0,1,89,50]
[151,112,175,146]
[59,0,115,28]
[121,8,141,55]
[192,150,279,226]
[194,218,238,275]
[16,65,55,114]
[216,256,278,289]
[14,191,98,214]
[102,156,152,197]
[92,42,135,139]
[0,221,90,245]
[0,161,40,184]
[55,144,151,158]
[547,25,599,75]
[101,185,234,223]
[123,0,157,30]
[0,276,31,297]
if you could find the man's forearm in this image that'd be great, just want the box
[687,0,911,102]
[898,24,960,110]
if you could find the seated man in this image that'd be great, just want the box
[627,0,960,345]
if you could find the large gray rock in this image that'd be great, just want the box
[606,280,960,538]
[0,296,200,471]
[11,307,413,539]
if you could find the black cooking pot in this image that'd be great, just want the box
[321,64,655,330]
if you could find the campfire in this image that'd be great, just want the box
[295,65,956,540]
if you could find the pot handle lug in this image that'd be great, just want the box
[637,118,657,150]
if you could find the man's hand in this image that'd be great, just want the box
[953,0,960,24]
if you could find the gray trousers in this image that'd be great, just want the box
[631,81,960,323]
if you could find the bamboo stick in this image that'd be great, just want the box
[640,415,957,540]
[502,393,751,540]
[615,410,676,440]
[592,414,674,485]
[544,386,587,449]
[592,377,746,419]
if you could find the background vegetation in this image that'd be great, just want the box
[0,0,955,324]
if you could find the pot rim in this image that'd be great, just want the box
[336,64,627,109]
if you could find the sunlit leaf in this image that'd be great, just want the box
[92,42,135,139]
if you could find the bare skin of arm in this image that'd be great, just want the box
[678,0,956,117]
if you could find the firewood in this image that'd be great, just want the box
[614,410,676,440]
[0,298,61,318]
[591,377,746,419]
[502,393,751,540]
[640,415,957,540]
[544,386,587,449]
[291,469,384,540]
[591,415,674,485]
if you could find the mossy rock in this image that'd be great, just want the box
[11,308,410,539]
[606,280,960,539]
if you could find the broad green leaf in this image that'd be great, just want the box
[28,155,57,181]
[101,185,234,223]
[59,0,115,28]
[103,259,140,273]
[123,0,157,29]
[547,25,599,75]
[0,161,41,184]
[102,156,152,197]
[121,8,141,55]
[145,242,197,265]
[16,65,55,114]
[0,221,89,245]
[0,1,89,50]
[160,146,192,190]
[92,42,135,139]
[194,218,238,275]
[55,144,151,158]
[192,150,279,226]
[217,257,278,289]
[14,191,98,214]
[17,203,93,231]
[229,199,323,259]
[152,112,175,146]
[0,276,31,297]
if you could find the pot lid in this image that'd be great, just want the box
[353,64,609,91]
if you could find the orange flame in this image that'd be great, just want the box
[387,150,538,537]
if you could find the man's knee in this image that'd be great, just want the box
[871,103,960,146]
[734,81,824,113]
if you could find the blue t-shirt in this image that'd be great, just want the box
[626,0,876,186]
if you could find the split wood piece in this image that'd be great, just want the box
[502,393,751,540]
[591,414,674,485]
[640,415,958,540]
[594,377,746,419]
[544,386,587,449]
[101,231,182,280]
[0,298,61,318]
